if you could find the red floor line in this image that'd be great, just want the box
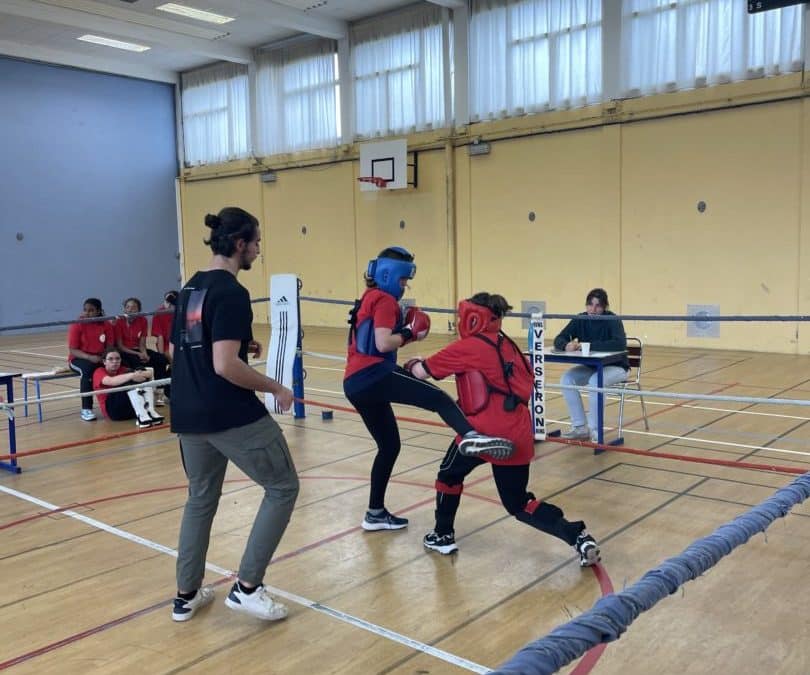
[570,562,615,675]
[0,423,167,461]
[558,437,809,475]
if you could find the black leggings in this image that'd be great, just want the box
[346,367,474,510]
[69,357,99,410]
[433,444,584,546]
[104,391,136,421]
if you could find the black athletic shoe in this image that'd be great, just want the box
[423,530,459,555]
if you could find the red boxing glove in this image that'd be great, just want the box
[402,307,431,344]
[403,358,422,374]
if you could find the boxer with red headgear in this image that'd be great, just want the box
[407,292,600,567]
[344,248,514,532]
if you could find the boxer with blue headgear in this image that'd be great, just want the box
[366,246,416,301]
[343,250,515,534]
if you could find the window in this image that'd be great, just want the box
[181,62,250,165]
[621,0,804,97]
[256,38,340,156]
[351,4,448,138]
[470,0,602,121]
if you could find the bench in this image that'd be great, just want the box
[22,367,79,423]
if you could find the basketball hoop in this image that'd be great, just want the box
[357,176,389,189]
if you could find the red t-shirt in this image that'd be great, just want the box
[115,316,148,351]
[344,289,401,380]
[424,332,534,465]
[67,320,114,361]
[150,307,173,354]
[92,365,130,419]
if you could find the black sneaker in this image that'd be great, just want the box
[575,532,601,567]
[423,530,458,555]
[458,431,514,460]
[362,508,408,531]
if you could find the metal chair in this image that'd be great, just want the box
[616,337,649,437]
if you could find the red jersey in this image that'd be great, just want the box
[344,289,401,380]
[150,308,173,353]
[424,332,534,465]
[116,316,148,351]
[67,320,114,361]
[92,365,130,418]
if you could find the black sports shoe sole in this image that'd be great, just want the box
[458,439,514,460]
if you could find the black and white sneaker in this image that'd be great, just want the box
[458,431,514,460]
[575,532,601,567]
[362,508,408,531]
[423,530,458,555]
[225,583,288,621]
[171,586,215,622]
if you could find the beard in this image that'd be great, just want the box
[239,251,253,271]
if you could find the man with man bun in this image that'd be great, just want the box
[169,206,299,623]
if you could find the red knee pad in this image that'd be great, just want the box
[435,480,463,495]
[524,499,541,515]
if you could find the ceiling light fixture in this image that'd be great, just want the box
[77,34,151,52]
[156,3,235,24]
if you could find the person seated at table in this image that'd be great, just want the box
[68,297,115,422]
[115,297,170,406]
[92,348,164,428]
[553,288,629,442]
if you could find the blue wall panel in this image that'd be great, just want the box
[0,57,179,331]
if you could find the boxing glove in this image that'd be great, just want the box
[400,307,431,345]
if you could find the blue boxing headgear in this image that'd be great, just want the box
[367,246,416,300]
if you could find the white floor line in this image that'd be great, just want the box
[617,428,810,458]
[0,484,490,674]
[0,349,66,359]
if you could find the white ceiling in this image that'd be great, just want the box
[0,0,462,84]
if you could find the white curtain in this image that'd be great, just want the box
[469,0,602,122]
[256,38,339,156]
[180,62,250,166]
[351,4,447,138]
[621,0,804,97]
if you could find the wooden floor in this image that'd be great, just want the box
[2,326,810,674]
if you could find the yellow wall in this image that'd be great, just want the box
[179,77,810,353]
[179,175,268,322]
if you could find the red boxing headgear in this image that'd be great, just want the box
[457,300,500,338]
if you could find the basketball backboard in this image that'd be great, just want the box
[359,139,408,190]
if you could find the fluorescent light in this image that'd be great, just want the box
[78,34,151,52]
[156,3,235,24]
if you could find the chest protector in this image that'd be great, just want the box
[347,298,403,364]
[456,333,533,415]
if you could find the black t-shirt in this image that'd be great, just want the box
[169,269,267,433]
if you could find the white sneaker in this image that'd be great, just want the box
[225,583,288,621]
[80,409,97,421]
[155,395,167,407]
[561,425,589,440]
[172,586,215,622]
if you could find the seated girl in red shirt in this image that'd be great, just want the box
[68,297,115,421]
[92,348,164,428]
[115,297,170,405]
[407,292,601,567]
[150,290,177,356]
